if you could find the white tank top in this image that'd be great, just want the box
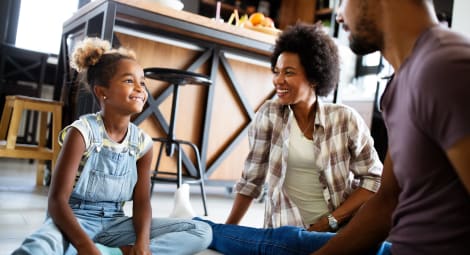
[284,115,329,225]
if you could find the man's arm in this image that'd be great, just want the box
[446,135,470,195]
[312,151,399,255]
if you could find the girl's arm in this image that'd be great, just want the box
[48,128,101,255]
[131,147,154,254]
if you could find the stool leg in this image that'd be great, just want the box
[199,182,208,216]
[150,141,165,196]
[35,111,49,186]
[184,141,208,216]
[51,106,62,176]
[177,143,182,188]
[0,98,14,140]
[194,146,208,216]
[6,100,24,149]
[36,160,47,186]
[37,111,48,148]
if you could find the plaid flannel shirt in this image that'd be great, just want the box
[234,99,383,228]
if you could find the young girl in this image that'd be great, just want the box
[12,37,212,255]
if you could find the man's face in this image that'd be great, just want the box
[336,0,383,55]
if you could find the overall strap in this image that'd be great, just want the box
[127,122,140,156]
[80,113,103,152]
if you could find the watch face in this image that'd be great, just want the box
[328,215,338,230]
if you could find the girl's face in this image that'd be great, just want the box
[272,52,315,106]
[102,59,147,115]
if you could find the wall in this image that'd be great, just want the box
[452,0,470,37]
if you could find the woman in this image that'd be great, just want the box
[193,21,386,255]
[226,22,383,232]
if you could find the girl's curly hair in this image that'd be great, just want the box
[270,22,340,97]
[70,37,136,89]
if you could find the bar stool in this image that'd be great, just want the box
[144,67,211,216]
[0,95,62,185]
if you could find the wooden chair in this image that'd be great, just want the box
[0,43,50,145]
[0,95,62,185]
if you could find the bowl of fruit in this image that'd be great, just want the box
[227,11,281,36]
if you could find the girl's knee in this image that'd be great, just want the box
[192,220,213,247]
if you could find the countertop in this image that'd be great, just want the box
[65,0,278,56]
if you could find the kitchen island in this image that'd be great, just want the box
[56,0,278,187]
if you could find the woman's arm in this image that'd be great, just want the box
[308,108,383,232]
[225,102,273,224]
[225,193,254,224]
[308,187,374,232]
[312,151,398,255]
[131,147,154,254]
[48,128,101,255]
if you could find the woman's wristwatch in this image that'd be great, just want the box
[327,214,339,231]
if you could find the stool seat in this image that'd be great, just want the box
[0,95,62,185]
[144,68,212,86]
[144,67,212,216]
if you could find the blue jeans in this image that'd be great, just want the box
[194,217,391,255]
[12,201,212,255]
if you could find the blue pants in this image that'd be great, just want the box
[194,217,391,255]
[12,201,212,255]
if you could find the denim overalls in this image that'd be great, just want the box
[13,114,211,255]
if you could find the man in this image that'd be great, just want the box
[313,0,470,254]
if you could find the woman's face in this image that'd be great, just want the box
[272,52,315,106]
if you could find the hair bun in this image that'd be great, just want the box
[70,37,112,73]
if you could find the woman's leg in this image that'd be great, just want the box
[195,218,393,255]
[376,241,392,255]
[94,217,212,255]
[194,217,334,255]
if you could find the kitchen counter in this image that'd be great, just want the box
[62,0,277,56]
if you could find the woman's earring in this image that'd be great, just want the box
[103,96,107,100]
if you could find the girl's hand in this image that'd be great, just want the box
[129,243,151,255]
[77,244,102,255]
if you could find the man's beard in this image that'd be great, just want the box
[349,34,381,56]
[348,7,383,56]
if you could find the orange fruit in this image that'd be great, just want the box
[249,12,265,26]
[261,17,275,28]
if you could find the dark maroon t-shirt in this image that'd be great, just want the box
[381,26,470,254]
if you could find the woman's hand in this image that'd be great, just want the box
[307,216,331,232]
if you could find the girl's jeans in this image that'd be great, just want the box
[195,217,391,255]
[12,200,212,255]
